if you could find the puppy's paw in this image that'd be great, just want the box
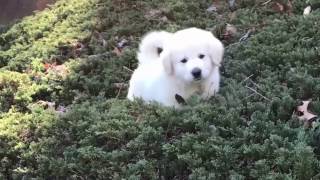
[201,82,219,100]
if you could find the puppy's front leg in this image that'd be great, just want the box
[201,73,220,100]
[201,82,217,100]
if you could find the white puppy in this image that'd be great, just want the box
[127,27,224,107]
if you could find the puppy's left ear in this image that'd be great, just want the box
[206,33,224,66]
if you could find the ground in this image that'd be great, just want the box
[0,0,320,179]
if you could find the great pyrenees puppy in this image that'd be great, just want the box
[127,27,224,107]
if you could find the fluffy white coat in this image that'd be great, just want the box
[127,28,224,107]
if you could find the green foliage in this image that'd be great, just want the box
[0,0,97,70]
[0,0,320,179]
[0,71,43,112]
[0,107,57,179]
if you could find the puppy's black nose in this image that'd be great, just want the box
[191,68,202,79]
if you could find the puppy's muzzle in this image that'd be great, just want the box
[191,68,202,80]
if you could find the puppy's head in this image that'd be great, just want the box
[161,28,224,83]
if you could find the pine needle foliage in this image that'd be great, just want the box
[0,0,320,179]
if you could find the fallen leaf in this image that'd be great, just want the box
[226,24,237,34]
[113,38,129,56]
[209,0,225,13]
[303,6,312,16]
[72,42,85,56]
[44,62,56,70]
[272,2,285,13]
[145,9,162,19]
[228,0,236,11]
[271,0,293,15]
[160,16,169,22]
[239,28,255,42]
[117,39,129,49]
[36,100,68,114]
[113,47,122,56]
[37,100,55,109]
[44,62,69,78]
[223,23,237,41]
[145,9,168,22]
[206,4,217,12]
[52,65,68,78]
[73,42,84,50]
[295,100,317,126]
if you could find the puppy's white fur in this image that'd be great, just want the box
[127,28,224,107]
[137,31,172,64]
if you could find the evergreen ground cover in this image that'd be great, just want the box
[0,0,320,179]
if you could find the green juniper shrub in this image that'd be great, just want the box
[0,71,43,112]
[0,0,98,71]
[0,0,320,179]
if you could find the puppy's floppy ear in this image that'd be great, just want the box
[161,50,173,75]
[206,32,224,66]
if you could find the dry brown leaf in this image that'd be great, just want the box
[222,23,237,41]
[44,62,56,70]
[145,9,162,18]
[113,39,129,56]
[44,62,69,78]
[228,11,237,21]
[37,100,55,109]
[271,0,293,15]
[226,24,237,35]
[272,2,285,12]
[295,100,317,126]
[36,100,68,114]
[113,47,122,56]
[145,9,168,22]
[210,0,225,12]
[51,64,69,78]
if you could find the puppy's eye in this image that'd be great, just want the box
[180,58,188,63]
[199,54,205,59]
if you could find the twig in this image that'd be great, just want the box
[240,74,254,84]
[243,93,256,100]
[262,0,272,6]
[113,83,128,89]
[116,84,123,99]
[245,85,271,101]
[249,79,266,93]
[123,66,133,72]
[239,29,253,42]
